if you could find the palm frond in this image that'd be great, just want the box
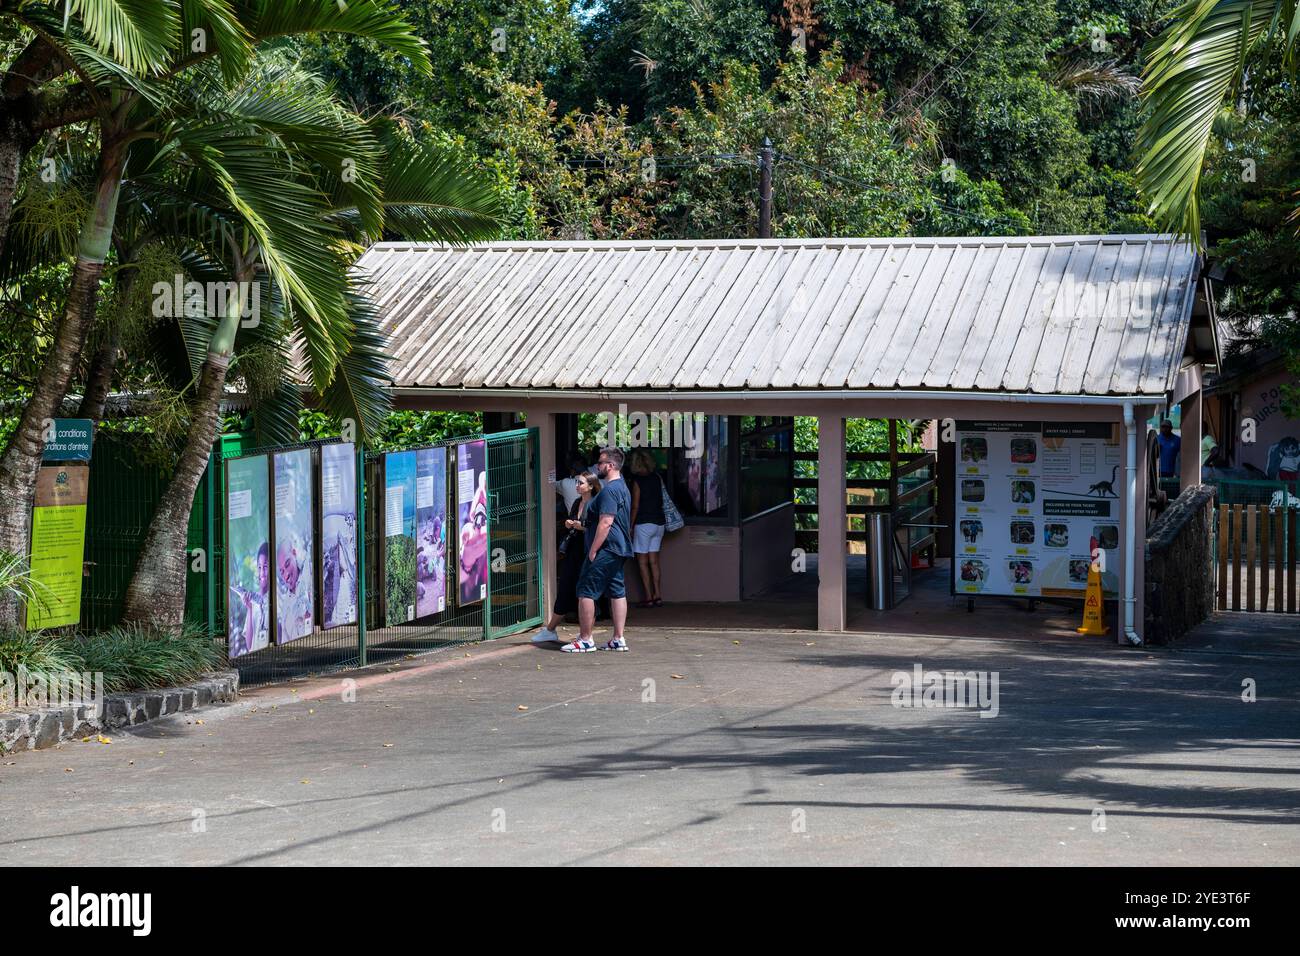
[364,137,503,243]
[314,287,393,445]
[242,0,431,75]
[64,0,181,74]
[181,0,253,80]
[1054,59,1141,100]
[1135,0,1284,241]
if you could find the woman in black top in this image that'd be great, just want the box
[628,449,667,607]
[533,470,601,642]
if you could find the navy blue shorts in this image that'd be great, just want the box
[577,549,627,600]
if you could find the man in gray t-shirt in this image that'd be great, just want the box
[562,447,632,653]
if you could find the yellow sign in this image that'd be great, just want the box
[26,464,89,629]
[1076,562,1109,636]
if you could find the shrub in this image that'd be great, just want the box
[73,623,223,694]
[0,628,86,678]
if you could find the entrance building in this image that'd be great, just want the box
[356,235,1219,643]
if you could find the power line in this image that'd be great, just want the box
[884,9,989,118]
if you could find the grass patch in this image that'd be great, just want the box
[73,623,223,694]
[0,629,86,677]
[0,623,222,698]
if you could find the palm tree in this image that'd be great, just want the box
[0,0,432,625]
[113,63,500,629]
[1135,0,1300,241]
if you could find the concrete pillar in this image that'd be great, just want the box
[529,406,558,619]
[1181,390,1202,491]
[817,415,847,631]
[1120,408,1152,644]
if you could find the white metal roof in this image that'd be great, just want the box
[354,235,1205,396]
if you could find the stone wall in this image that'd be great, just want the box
[0,671,238,753]
[1145,485,1217,644]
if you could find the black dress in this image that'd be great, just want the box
[554,499,586,615]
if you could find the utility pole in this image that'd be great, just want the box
[758,137,773,239]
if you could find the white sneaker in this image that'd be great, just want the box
[532,627,559,644]
[598,636,629,652]
[560,637,597,653]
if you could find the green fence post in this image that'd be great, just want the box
[532,426,544,622]
[483,438,493,643]
[206,450,217,640]
[356,446,367,668]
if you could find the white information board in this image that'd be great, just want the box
[953,421,1123,599]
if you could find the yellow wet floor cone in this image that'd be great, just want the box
[1077,562,1109,636]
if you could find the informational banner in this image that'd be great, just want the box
[272,449,315,644]
[953,421,1123,600]
[415,447,448,617]
[384,450,417,625]
[319,443,357,629]
[226,455,271,658]
[25,464,89,629]
[41,418,94,462]
[456,440,488,606]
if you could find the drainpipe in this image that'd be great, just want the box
[1123,402,1142,646]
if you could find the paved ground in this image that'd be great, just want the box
[2,617,1297,866]
[648,555,1129,642]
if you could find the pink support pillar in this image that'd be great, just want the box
[817,415,847,631]
[526,405,558,618]
[1181,390,1202,491]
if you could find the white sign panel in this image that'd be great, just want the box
[953,421,1123,600]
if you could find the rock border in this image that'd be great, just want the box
[0,671,239,754]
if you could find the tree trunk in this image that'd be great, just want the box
[77,318,122,420]
[0,258,110,625]
[0,137,125,626]
[120,354,231,630]
[0,127,24,263]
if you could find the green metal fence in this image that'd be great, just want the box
[80,436,208,632]
[203,427,542,687]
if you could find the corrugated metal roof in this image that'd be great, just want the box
[354,235,1203,396]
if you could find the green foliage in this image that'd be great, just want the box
[385,534,417,625]
[298,408,482,449]
[0,550,51,614]
[1200,64,1300,416]
[0,628,83,678]
[1135,0,1298,241]
[0,621,220,695]
[74,622,223,693]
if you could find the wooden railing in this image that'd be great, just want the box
[1216,504,1298,613]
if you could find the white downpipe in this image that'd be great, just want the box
[1123,402,1141,646]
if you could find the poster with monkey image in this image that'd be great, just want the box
[954,421,1123,600]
